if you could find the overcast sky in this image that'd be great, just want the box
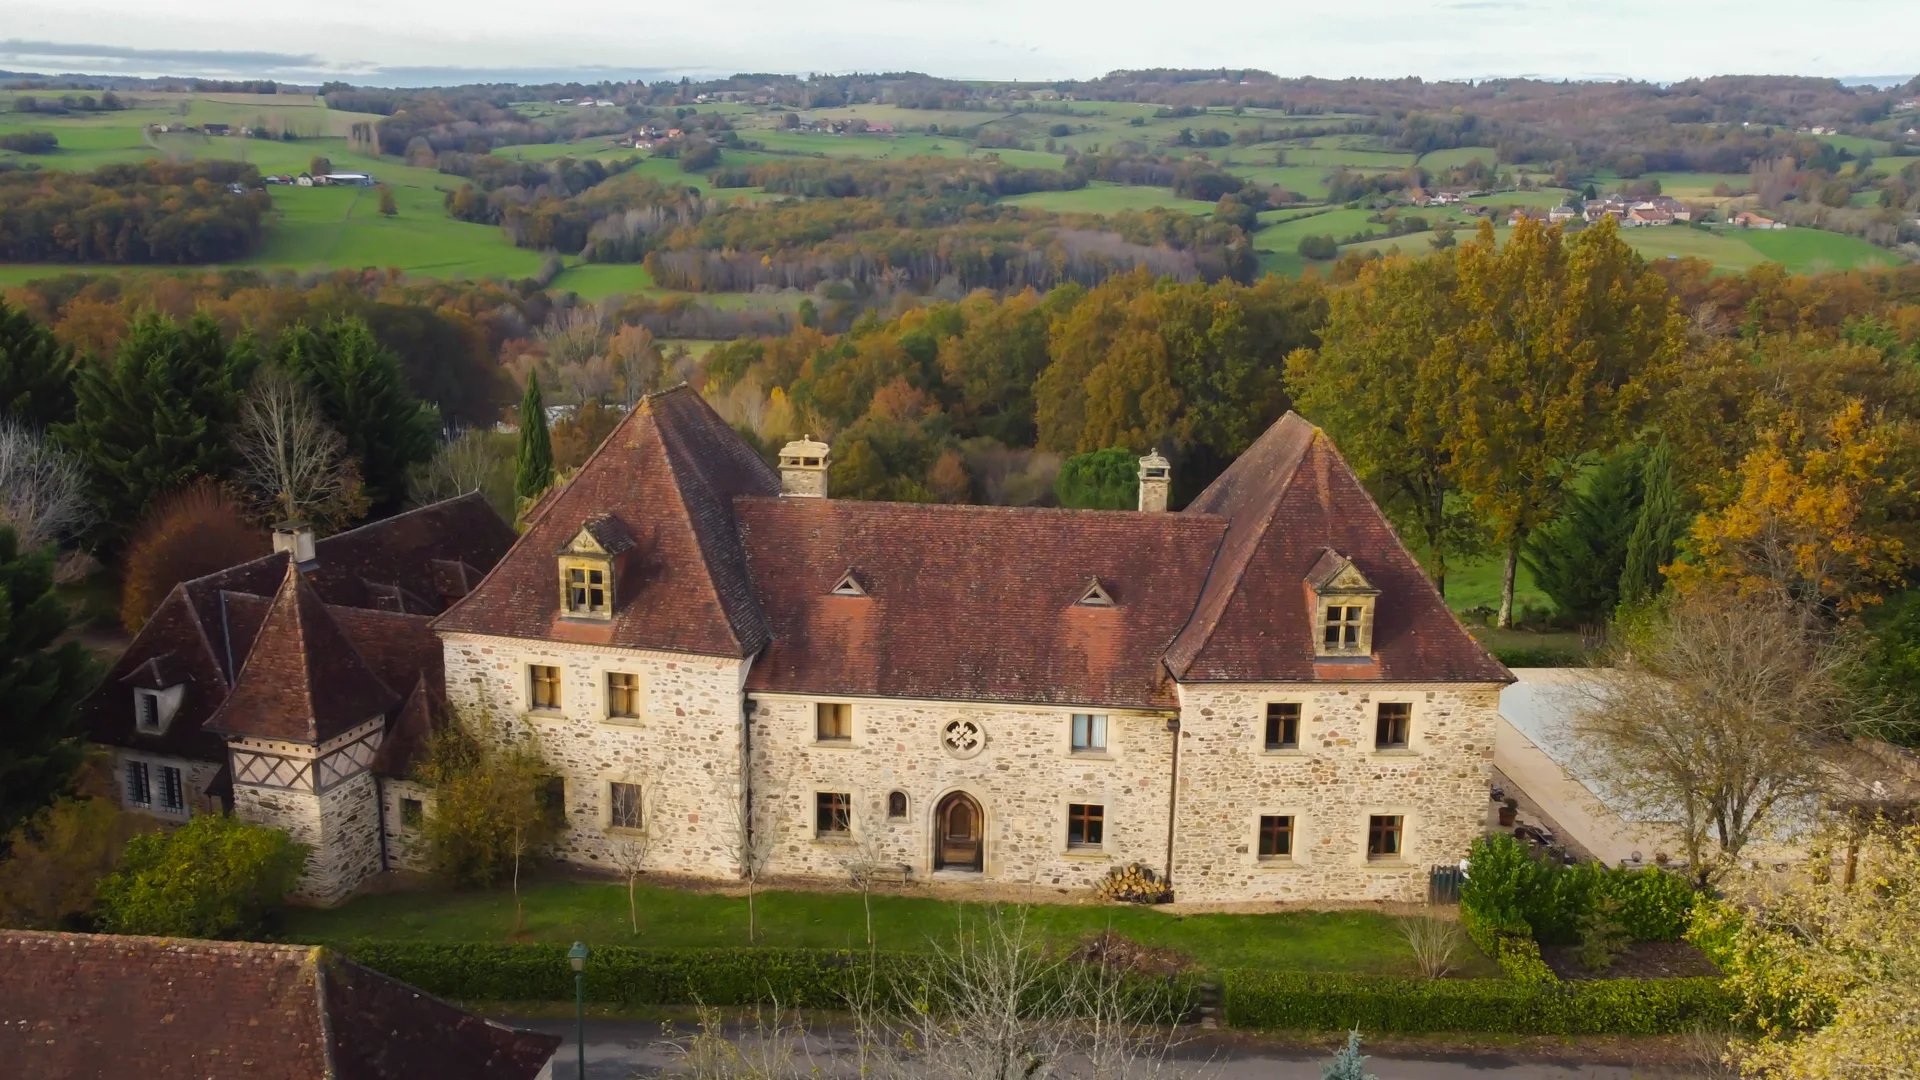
[4,0,1916,86]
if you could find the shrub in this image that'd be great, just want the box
[1463,834,1697,947]
[96,814,304,938]
[1579,895,1632,972]
[1221,970,1732,1035]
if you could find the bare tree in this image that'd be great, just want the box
[610,780,663,936]
[1570,591,1870,883]
[838,805,896,953]
[540,306,607,371]
[609,323,664,407]
[716,775,776,943]
[233,370,364,527]
[408,429,512,514]
[0,419,96,550]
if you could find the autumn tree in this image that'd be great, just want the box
[416,717,558,931]
[118,481,269,632]
[56,311,251,543]
[550,398,622,471]
[275,317,437,516]
[0,759,157,927]
[232,368,366,529]
[0,298,74,429]
[0,526,94,841]
[376,184,398,217]
[96,814,304,939]
[1444,217,1685,627]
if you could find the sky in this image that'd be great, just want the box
[3,0,1916,87]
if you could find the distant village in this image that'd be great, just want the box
[1413,188,1788,231]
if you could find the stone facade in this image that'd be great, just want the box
[229,720,387,905]
[112,749,223,822]
[748,694,1175,888]
[1171,683,1501,902]
[380,778,435,873]
[440,631,749,878]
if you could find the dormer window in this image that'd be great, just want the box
[1305,549,1378,657]
[557,515,632,622]
[126,666,185,737]
[136,691,162,733]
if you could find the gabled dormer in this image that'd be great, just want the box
[557,513,635,621]
[1305,549,1378,657]
[121,655,187,737]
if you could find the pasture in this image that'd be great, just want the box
[1417,146,1499,171]
[1000,181,1216,215]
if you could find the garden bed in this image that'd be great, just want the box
[1542,940,1720,982]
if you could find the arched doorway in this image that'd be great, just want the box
[933,791,984,872]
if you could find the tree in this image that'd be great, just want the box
[308,155,332,176]
[551,398,623,471]
[0,419,96,550]
[715,773,775,943]
[276,317,437,516]
[1619,440,1686,605]
[376,183,398,217]
[1521,446,1644,624]
[408,429,516,520]
[1322,1030,1381,1080]
[95,813,304,938]
[416,717,557,929]
[1297,234,1339,260]
[0,762,157,928]
[118,481,269,632]
[1571,590,1867,883]
[56,311,250,543]
[1055,447,1138,510]
[514,374,554,503]
[1693,820,1920,1079]
[0,526,93,841]
[232,369,366,529]
[608,780,662,936]
[0,298,74,429]
[1443,217,1685,627]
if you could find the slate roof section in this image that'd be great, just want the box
[205,563,402,744]
[436,386,781,656]
[82,494,513,761]
[738,498,1225,709]
[1167,413,1510,684]
[0,930,559,1080]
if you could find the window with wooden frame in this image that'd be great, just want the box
[529,665,562,711]
[1257,814,1294,860]
[1367,814,1404,860]
[539,776,568,829]
[887,791,908,819]
[816,792,851,837]
[157,765,184,812]
[1070,713,1107,754]
[609,781,644,831]
[606,672,640,720]
[559,556,613,619]
[125,760,151,807]
[815,702,852,742]
[1323,604,1365,651]
[1067,803,1105,849]
[1264,702,1300,750]
[1374,702,1411,749]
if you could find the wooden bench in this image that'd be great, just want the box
[852,862,912,887]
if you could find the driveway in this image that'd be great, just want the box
[502,1016,1695,1079]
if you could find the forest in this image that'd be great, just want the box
[0,161,271,264]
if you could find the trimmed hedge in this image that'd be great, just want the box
[337,941,1197,1018]
[1461,904,1557,988]
[1462,834,1697,946]
[1221,970,1734,1035]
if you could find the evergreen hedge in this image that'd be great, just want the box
[1220,970,1733,1035]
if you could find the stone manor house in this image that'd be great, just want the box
[87,386,1511,905]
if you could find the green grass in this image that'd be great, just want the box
[282,878,1497,977]
[1637,172,1749,198]
[1417,147,1499,172]
[1738,226,1899,273]
[1001,181,1216,215]
[1467,189,1576,210]
[1438,551,1549,618]
[1252,207,1386,252]
[547,262,660,299]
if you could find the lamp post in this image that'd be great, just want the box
[568,941,590,1080]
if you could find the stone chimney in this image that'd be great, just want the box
[778,435,831,498]
[272,521,317,569]
[1138,449,1171,512]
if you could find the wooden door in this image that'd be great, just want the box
[935,792,983,871]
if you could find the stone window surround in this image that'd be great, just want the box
[1363,694,1420,755]
[121,752,192,818]
[1362,808,1413,868]
[603,778,646,835]
[1258,699,1307,755]
[133,684,185,736]
[602,669,645,724]
[1058,793,1116,858]
[814,701,856,746]
[398,796,425,830]
[526,662,563,714]
[557,554,614,620]
[1068,712,1109,756]
[813,789,854,842]
[1252,809,1307,869]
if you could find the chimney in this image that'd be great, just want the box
[778,435,831,498]
[272,521,317,569]
[1137,449,1171,512]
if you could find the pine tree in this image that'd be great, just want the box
[54,311,249,542]
[1321,1030,1379,1080]
[0,526,93,844]
[515,373,554,502]
[277,317,436,516]
[1619,440,1686,605]
[1521,446,1645,623]
[0,298,75,429]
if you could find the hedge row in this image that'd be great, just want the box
[1460,904,1557,987]
[338,941,1198,1018]
[1221,970,1734,1035]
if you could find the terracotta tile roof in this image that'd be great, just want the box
[205,563,402,744]
[436,386,780,655]
[82,495,513,761]
[0,930,559,1079]
[738,498,1224,709]
[1168,413,1510,684]
[371,676,438,779]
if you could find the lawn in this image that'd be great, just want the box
[1001,182,1216,216]
[547,262,661,300]
[1436,550,1549,619]
[283,878,1497,977]
[1739,226,1899,273]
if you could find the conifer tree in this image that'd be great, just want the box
[1521,446,1644,622]
[277,317,436,516]
[55,311,249,541]
[515,373,554,502]
[1321,1030,1380,1080]
[1619,440,1685,605]
[0,527,93,843]
[0,298,74,429]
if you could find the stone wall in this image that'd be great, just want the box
[233,768,382,906]
[440,631,749,879]
[748,695,1175,890]
[380,778,435,873]
[1171,682,1501,903]
[112,749,222,822]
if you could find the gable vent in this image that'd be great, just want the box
[830,570,867,597]
[1075,579,1116,608]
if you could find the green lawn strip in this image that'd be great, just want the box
[282,878,1497,978]
[1000,181,1216,216]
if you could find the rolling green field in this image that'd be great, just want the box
[1001,181,1216,215]
[1635,172,1750,198]
[1468,188,1576,210]
[1417,146,1499,171]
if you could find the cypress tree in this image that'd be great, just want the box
[0,526,93,844]
[278,317,436,517]
[0,298,75,429]
[1521,446,1645,623]
[55,311,248,542]
[1620,440,1686,605]
[515,373,553,502]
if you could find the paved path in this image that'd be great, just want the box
[501,1017,1690,1079]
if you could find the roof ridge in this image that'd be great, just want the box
[735,494,1229,526]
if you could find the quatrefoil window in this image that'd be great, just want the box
[941,718,985,759]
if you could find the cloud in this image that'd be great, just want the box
[0,39,328,69]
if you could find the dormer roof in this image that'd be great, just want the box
[561,513,636,556]
[1304,549,1378,595]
